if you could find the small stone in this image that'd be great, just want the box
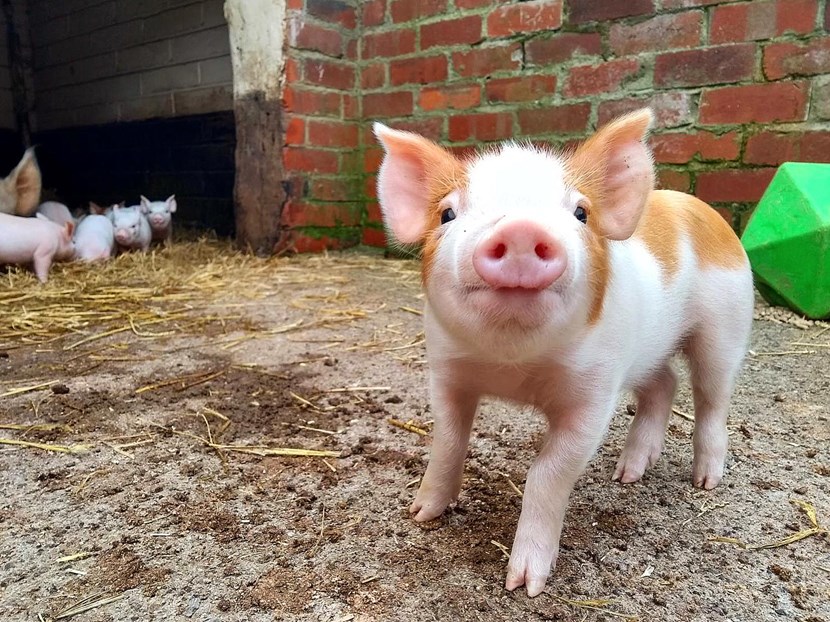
[773,394,786,402]
[793,486,807,495]
[0,351,8,358]
[51,383,70,394]
[384,395,403,404]
[626,403,637,416]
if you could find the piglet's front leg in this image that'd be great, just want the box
[506,404,612,597]
[411,379,479,522]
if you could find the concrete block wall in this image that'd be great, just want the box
[282,0,830,249]
[0,10,14,130]
[28,0,233,130]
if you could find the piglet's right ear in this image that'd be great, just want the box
[374,123,457,245]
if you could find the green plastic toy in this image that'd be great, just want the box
[740,162,830,320]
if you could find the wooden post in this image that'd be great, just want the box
[224,0,287,255]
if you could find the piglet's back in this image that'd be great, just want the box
[633,190,748,278]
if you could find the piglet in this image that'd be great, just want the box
[0,148,41,216]
[374,109,754,596]
[140,195,176,245]
[0,213,75,282]
[36,201,75,227]
[73,214,115,262]
[110,204,151,252]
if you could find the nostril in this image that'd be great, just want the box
[492,243,506,260]
[535,243,551,260]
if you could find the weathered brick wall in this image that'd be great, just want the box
[280,0,364,252]
[283,0,830,249]
[28,0,232,130]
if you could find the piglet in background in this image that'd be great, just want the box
[140,195,176,245]
[374,109,754,596]
[0,213,75,282]
[111,204,151,252]
[0,148,41,216]
[36,201,75,227]
[73,215,115,262]
[89,201,121,218]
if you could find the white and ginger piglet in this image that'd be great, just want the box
[374,109,753,597]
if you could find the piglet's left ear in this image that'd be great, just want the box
[166,195,177,213]
[568,108,655,240]
[374,123,460,245]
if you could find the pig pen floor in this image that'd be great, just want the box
[1,243,829,622]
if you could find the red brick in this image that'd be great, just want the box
[287,0,303,9]
[361,63,386,89]
[457,0,494,6]
[285,116,305,145]
[700,81,810,124]
[390,0,447,23]
[285,58,300,83]
[307,120,359,148]
[453,43,521,77]
[662,0,736,7]
[695,168,776,203]
[654,44,754,88]
[517,103,591,136]
[609,11,701,56]
[525,32,601,65]
[597,92,695,128]
[449,112,514,142]
[307,0,357,29]
[309,178,357,202]
[363,90,413,118]
[568,0,654,25]
[364,146,384,173]
[650,131,741,164]
[419,83,481,111]
[386,117,445,141]
[564,59,640,97]
[286,202,362,227]
[710,0,817,43]
[366,195,381,217]
[656,169,691,192]
[283,87,341,116]
[362,227,387,247]
[303,59,355,90]
[487,1,562,37]
[390,55,448,85]
[283,147,339,174]
[343,94,359,119]
[362,0,385,26]
[486,75,557,103]
[362,29,416,58]
[421,15,482,49]
[290,19,343,57]
[345,38,358,61]
[744,131,830,165]
[764,38,830,80]
[289,233,351,254]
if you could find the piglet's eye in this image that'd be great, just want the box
[440,208,456,225]
[574,199,589,225]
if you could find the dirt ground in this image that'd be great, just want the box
[1,247,828,622]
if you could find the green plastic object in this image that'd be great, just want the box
[740,162,830,319]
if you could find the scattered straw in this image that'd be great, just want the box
[56,552,94,564]
[388,418,429,436]
[672,407,694,421]
[709,500,826,550]
[491,540,510,560]
[0,381,59,398]
[51,593,124,620]
[552,596,638,620]
[0,422,72,433]
[0,438,90,453]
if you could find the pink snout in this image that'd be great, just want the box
[472,220,567,290]
[114,229,131,244]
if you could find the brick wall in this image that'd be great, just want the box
[282,0,830,248]
[28,0,232,131]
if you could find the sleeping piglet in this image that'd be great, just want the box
[374,109,754,597]
[140,194,176,245]
[0,212,75,282]
[111,204,151,252]
[73,214,115,262]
